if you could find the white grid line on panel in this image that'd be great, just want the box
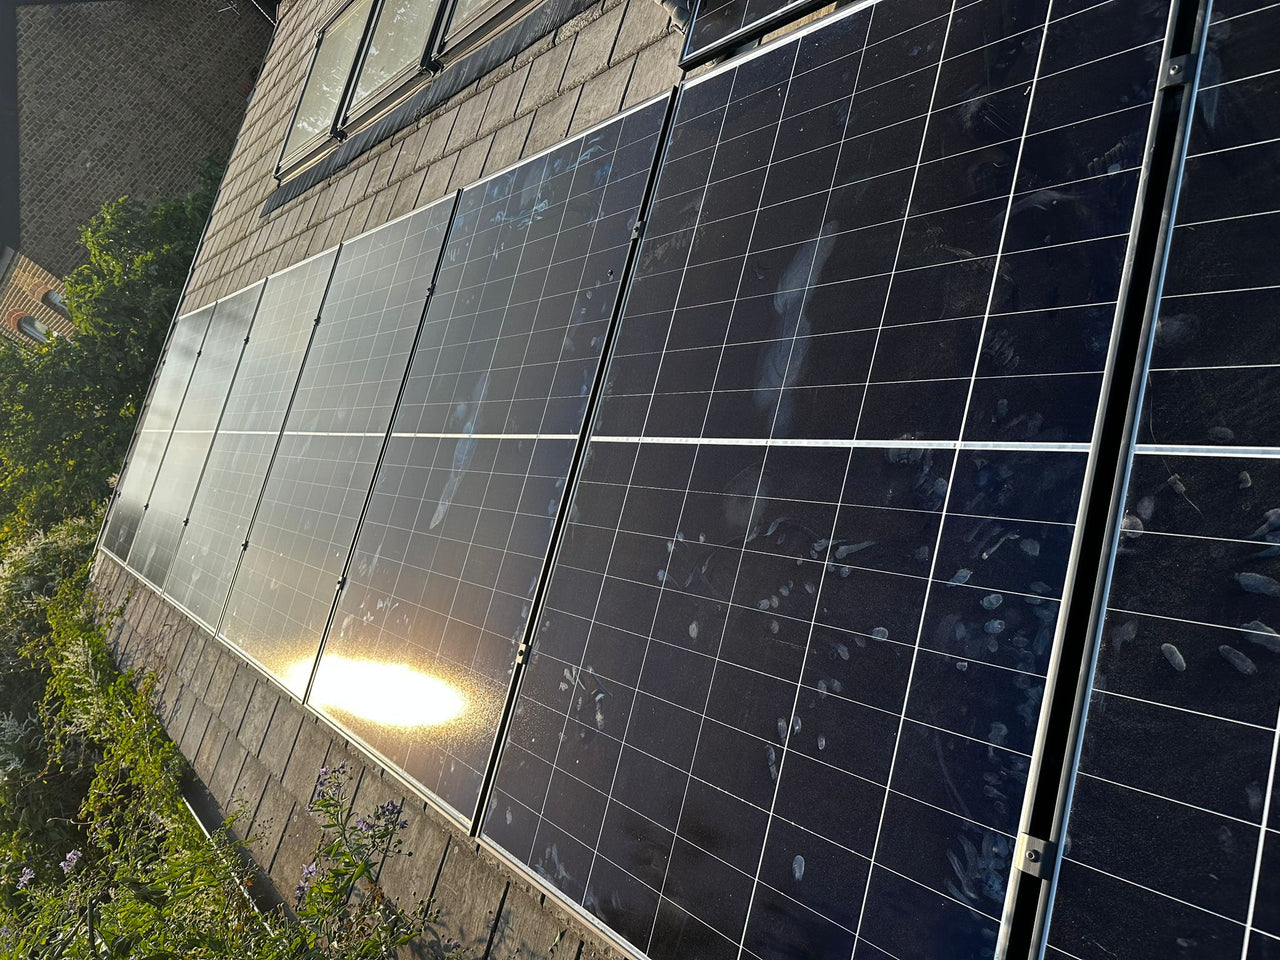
[1239,700,1280,958]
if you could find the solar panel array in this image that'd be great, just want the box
[1046,4,1280,959]
[128,282,264,589]
[102,305,215,562]
[310,99,668,820]
[164,250,339,632]
[219,201,454,694]
[97,0,1278,955]
[483,0,1174,956]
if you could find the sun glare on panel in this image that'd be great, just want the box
[287,656,467,729]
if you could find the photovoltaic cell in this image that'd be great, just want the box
[127,282,263,589]
[310,97,669,820]
[102,305,215,563]
[483,1,1172,956]
[1046,5,1280,959]
[682,0,830,68]
[164,249,339,633]
[219,200,453,694]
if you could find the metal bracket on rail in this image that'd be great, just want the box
[1014,833,1056,881]
[1161,54,1192,89]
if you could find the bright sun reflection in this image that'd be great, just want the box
[286,656,467,729]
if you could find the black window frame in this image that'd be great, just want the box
[276,0,547,180]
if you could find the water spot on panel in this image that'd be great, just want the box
[1243,620,1280,653]
[792,855,805,881]
[1160,642,1187,672]
[1218,645,1257,675]
[1239,471,1253,489]
[950,568,973,585]
[1236,572,1280,597]
[982,593,1003,611]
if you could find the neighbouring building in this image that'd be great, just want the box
[0,0,274,346]
[94,0,1280,958]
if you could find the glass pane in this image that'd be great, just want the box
[446,0,494,37]
[282,0,373,162]
[350,0,441,108]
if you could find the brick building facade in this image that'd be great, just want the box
[0,0,273,346]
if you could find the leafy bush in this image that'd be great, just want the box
[0,164,217,548]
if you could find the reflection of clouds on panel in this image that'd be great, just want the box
[299,655,467,728]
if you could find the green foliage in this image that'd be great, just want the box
[0,571,463,959]
[0,163,217,547]
[0,514,99,877]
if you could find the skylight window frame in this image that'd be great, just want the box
[338,0,452,132]
[276,0,381,178]
[276,0,554,181]
[433,0,544,60]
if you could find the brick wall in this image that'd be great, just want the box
[0,250,74,346]
[15,0,273,277]
[179,0,685,314]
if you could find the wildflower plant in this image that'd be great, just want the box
[285,762,465,960]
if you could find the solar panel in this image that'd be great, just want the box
[481,0,1174,956]
[1046,4,1280,959]
[127,282,264,589]
[102,305,216,563]
[164,250,339,633]
[309,96,670,821]
[682,0,832,68]
[219,199,454,695]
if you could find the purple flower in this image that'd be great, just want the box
[295,860,319,907]
[16,866,34,890]
[378,800,403,822]
[355,817,371,833]
[59,849,82,875]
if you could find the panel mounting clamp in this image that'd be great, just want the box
[1014,833,1056,880]
[1161,55,1192,89]
[631,219,646,242]
[515,640,530,665]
